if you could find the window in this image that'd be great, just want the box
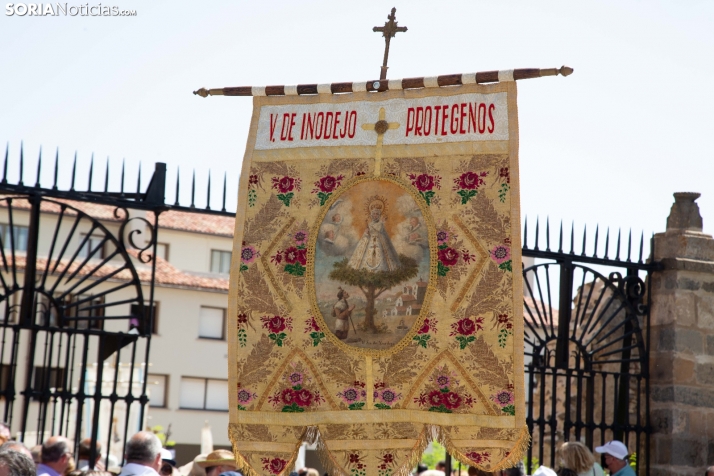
[147,373,168,408]
[155,243,169,262]
[179,377,228,411]
[0,224,28,252]
[198,306,225,340]
[129,302,159,335]
[78,233,105,259]
[33,366,65,398]
[210,250,231,274]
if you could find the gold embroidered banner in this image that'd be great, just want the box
[228,81,527,476]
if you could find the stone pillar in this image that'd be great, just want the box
[650,192,714,476]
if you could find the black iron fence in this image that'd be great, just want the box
[0,141,661,474]
[522,218,661,475]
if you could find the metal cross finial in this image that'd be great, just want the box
[373,7,407,80]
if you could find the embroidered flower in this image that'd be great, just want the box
[378,388,398,405]
[417,317,435,335]
[240,245,257,264]
[294,388,314,407]
[287,372,303,387]
[248,174,259,186]
[315,175,342,193]
[436,230,449,245]
[237,313,248,324]
[304,316,320,333]
[284,246,307,266]
[349,454,361,464]
[436,375,450,389]
[443,391,462,410]
[237,388,255,405]
[293,230,308,246]
[438,247,459,266]
[491,390,515,408]
[273,176,296,194]
[261,315,291,334]
[280,388,295,405]
[499,167,510,183]
[491,245,511,264]
[451,317,482,336]
[337,387,360,403]
[456,171,484,190]
[465,452,490,464]
[412,173,435,192]
[427,390,444,407]
[261,457,288,475]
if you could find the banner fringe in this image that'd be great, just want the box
[229,423,309,476]
[437,425,531,472]
[230,423,529,475]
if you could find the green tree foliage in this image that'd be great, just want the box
[329,255,419,332]
[420,442,446,469]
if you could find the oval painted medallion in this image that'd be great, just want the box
[308,176,435,353]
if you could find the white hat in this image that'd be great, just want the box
[532,466,557,476]
[595,440,629,460]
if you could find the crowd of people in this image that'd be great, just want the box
[0,428,243,476]
[412,440,635,476]
[0,425,641,476]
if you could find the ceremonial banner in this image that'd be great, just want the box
[228,80,527,476]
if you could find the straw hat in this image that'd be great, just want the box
[195,450,236,468]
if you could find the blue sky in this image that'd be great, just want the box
[1,0,713,255]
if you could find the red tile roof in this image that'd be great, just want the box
[2,252,228,292]
[0,197,235,237]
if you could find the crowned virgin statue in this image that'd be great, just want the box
[347,197,401,272]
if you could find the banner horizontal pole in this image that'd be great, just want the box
[193,66,573,98]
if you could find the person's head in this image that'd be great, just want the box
[195,450,237,476]
[409,217,419,227]
[594,440,629,473]
[0,423,10,446]
[159,448,177,476]
[557,442,595,473]
[305,470,318,476]
[332,213,341,223]
[29,447,41,465]
[0,449,36,476]
[416,464,427,475]
[124,431,162,471]
[0,443,31,461]
[501,462,525,476]
[41,436,72,473]
[556,470,577,476]
[435,461,446,471]
[370,207,382,222]
[78,438,102,464]
[83,472,113,476]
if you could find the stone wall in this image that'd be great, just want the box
[649,192,714,476]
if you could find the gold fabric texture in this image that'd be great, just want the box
[228,82,527,476]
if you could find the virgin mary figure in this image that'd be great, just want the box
[347,197,401,272]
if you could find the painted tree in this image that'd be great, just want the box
[329,254,418,333]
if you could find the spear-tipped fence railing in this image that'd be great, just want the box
[2,141,662,474]
[522,216,660,476]
[1,142,236,216]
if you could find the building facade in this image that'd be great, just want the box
[0,199,234,465]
